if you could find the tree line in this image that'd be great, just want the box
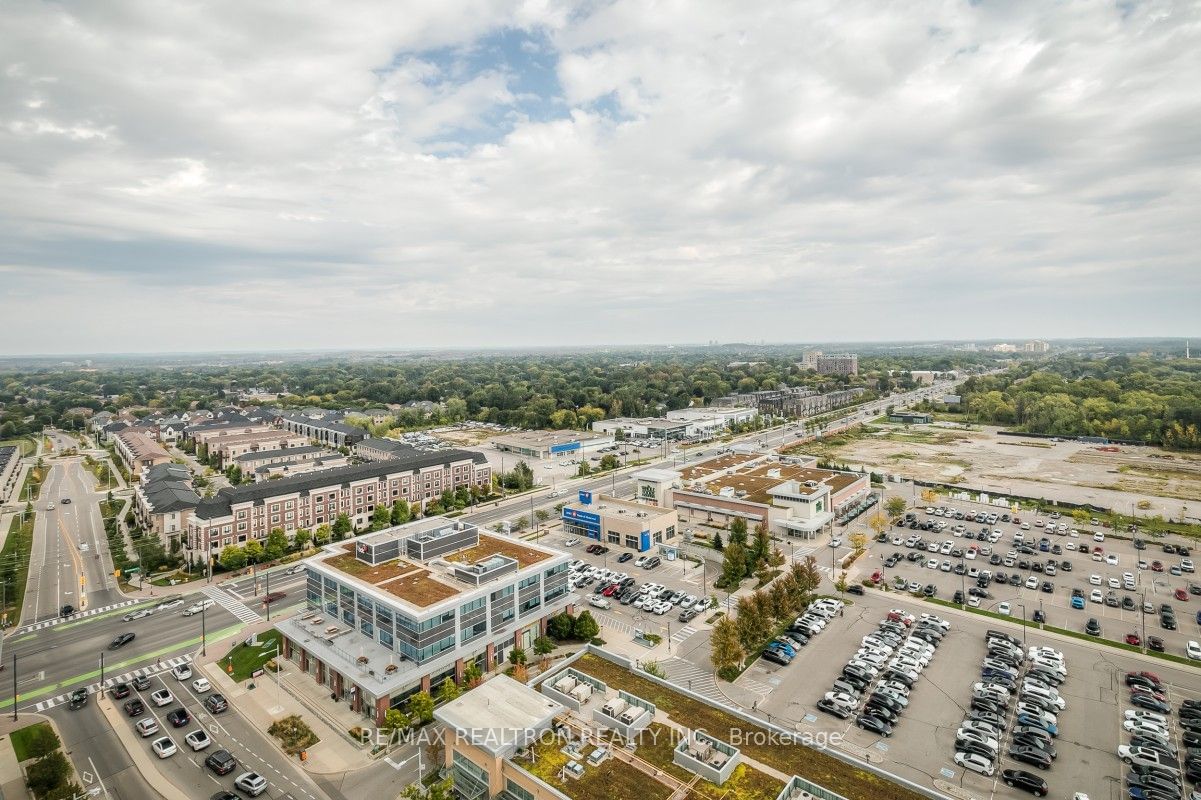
[948,355,1201,449]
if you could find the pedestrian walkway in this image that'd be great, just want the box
[670,624,696,644]
[595,611,635,636]
[659,657,727,705]
[203,585,263,624]
[10,597,144,635]
[733,672,775,700]
[31,654,194,712]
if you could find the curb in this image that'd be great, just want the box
[95,695,190,800]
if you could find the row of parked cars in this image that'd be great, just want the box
[107,664,269,798]
[816,608,949,737]
[585,575,711,621]
[953,632,1070,797]
[762,597,843,666]
[1118,670,1201,796]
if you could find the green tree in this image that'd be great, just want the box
[332,513,352,539]
[243,539,264,564]
[712,531,724,551]
[463,662,483,687]
[219,545,247,570]
[734,594,772,655]
[535,508,551,528]
[436,677,461,704]
[225,464,243,484]
[313,524,331,545]
[709,616,745,675]
[23,725,61,759]
[547,611,575,640]
[573,610,600,640]
[264,528,288,560]
[293,528,312,550]
[533,635,555,655]
[402,778,453,800]
[885,496,908,518]
[508,647,527,666]
[599,454,619,470]
[576,460,592,477]
[407,691,435,724]
[728,517,748,547]
[751,521,771,562]
[370,504,391,531]
[25,751,71,798]
[391,499,411,525]
[382,707,411,732]
[721,541,747,586]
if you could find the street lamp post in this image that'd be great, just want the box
[201,603,207,656]
[10,652,17,721]
[1017,603,1027,647]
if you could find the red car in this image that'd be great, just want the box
[1174,588,1188,601]
[1125,633,1141,646]
[1151,561,1164,572]
[263,591,287,605]
[1127,670,1163,684]
[601,584,619,597]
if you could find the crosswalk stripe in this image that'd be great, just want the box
[670,625,697,643]
[13,599,143,635]
[202,586,263,624]
[30,654,195,711]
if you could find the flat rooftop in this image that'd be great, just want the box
[315,520,563,610]
[435,674,564,757]
[567,494,676,519]
[492,429,612,448]
[679,452,761,481]
[443,534,553,569]
[702,463,862,507]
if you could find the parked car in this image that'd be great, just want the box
[205,750,237,776]
[1002,768,1049,796]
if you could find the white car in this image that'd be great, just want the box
[181,599,215,616]
[1123,718,1170,737]
[172,664,192,681]
[1090,589,1103,603]
[1094,532,1105,542]
[653,601,672,615]
[1124,709,1168,725]
[184,730,212,751]
[1105,554,1119,566]
[964,549,977,560]
[1089,573,1102,586]
[191,678,212,693]
[693,598,711,612]
[954,751,995,776]
[955,731,999,752]
[155,599,184,611]
[823,692,858,708]
[588,596,611,609]
[150,689,173,707]
[829,538,843,548]
[1188,641,1201,661]
[1107,577,1120,589]
[996,602,1011,616]
[123,608,153,621]
[1025,575,1038,589]
[563,538,580,547]
[959,719,1001,739]
[135,718,159,737]
[925,559,938,570]
[151,736,177,759]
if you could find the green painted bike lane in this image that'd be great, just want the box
[0,622,245,709]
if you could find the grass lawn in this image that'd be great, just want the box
[0,438,35,457]
[523,735,675,800]
[573,653,927,800]
[20,466,46,501]
[150,570,207,587]
[9,721,58,762]
[218,629,283,681]
[1,514,34,625]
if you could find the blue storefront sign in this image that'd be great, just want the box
[550,441,581,454]
[562,507,601,540]
[578,489,593,505]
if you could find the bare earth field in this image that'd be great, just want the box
[814,423,1201,523]
[433,426,500,447]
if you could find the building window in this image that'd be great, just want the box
[606,529,620,544]
[518,575,539,590]
[625,534,639,549]
[237,522,246,532]
[460,620,487,643]
[460,597,485,614]
[519,595,541,614]
[665,525,675,539]
[504,780,535,800]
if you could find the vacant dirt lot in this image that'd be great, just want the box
[433,426,500,446]
[813,422,1201,522]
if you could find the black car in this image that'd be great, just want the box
[211,794,240,800]
[863,704,898,724]
[205,694,229,714]
[108,632,135,649]
[1060,560,1072,571]
[969,587,990,598]
[1008,574,1022,586]
[110,682,131,699]
[205,749,237,776]
[922,584,936,597]
[616,552,632,563]
[1126,772,1182,795]
[957,738,997,760]
[67,688,88,709]
[846,585,865,596]
[1032,609,1046,623]
[1009,745,1052,770]
[816,698,852,719]
[1085,618,1101,636]
[761,649,792,666]
[1160,614,1177,631]
[123,698,145,717]
[855,714,892,736]
[59,604,75,617]
[867,694,903,714]
[1131,694,1171,713]
[1182,730,1201,748]
[953,590,965,604]
[967,709,1005,730]
[167,708,191,727]
[1040,581,1054,593]
[1002,769,1049,796]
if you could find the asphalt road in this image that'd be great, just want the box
[22,458,123,625]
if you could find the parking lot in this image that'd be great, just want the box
[739,587,1201,800]
[863,500,1201,658]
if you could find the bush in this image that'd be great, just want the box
[717,665,741,682]
[25,751,71,798]
[267,715,319,755]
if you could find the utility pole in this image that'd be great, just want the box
[11,652,17,721]
[201,602,207,656]
[265,569,271,622]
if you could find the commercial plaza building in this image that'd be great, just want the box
[187,449,491,556]
[490,430,614,459]
[278,518,574,724]
[560,491,679,553]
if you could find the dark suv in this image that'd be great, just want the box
[205,749,237,776]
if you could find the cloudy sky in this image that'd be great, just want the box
[2,1,1199,354]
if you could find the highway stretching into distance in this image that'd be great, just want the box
[0,380,954,800]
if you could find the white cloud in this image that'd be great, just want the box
[0,0,1199,354]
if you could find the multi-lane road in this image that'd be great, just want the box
[0,381,958,799]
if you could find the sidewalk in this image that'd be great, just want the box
[0,714,84,800]
[95,694,189,800]
[193,617,373,774]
